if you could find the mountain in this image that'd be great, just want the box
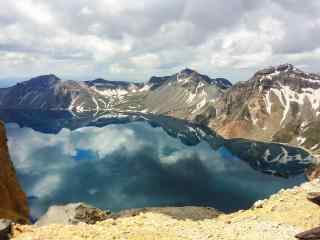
[1,64,320,154]
[0,121,29,223]
[196,64,320,154]
[0,74,102,111]
[0,69,232,119]
[136,69,232,118]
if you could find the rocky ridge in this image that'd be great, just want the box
[11,179,320,240]
[1,64,320,156]
[0,69,231,120]
[197,64,320,155]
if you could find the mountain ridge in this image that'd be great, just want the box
[1,64,320,155]
[199,63,320,154]
[0,69,232,117]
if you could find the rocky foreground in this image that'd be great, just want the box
[10,179,320,240]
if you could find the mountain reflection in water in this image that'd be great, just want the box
[1,110,314,220]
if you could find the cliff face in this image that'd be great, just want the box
[0,121,29,223]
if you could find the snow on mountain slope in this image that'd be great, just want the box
[199,64,320,153]
[0,70,232,119]
[141,69,231,118]
[2,66,320,155]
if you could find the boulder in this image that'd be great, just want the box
[305,164,320,181]
[252,200,265,209]
[296,226,320,239]
[0,219,12,240]
[36,203,111,226]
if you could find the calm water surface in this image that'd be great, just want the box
[2,110,313,220]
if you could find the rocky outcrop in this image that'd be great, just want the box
[141,69,231,119]
[36,203,111,226]
[109,206,221,221]
[0,122,29,223]
[306,163,320,181]
[36,205,220,225]
[199,64,320,155]
[11,180,320,240]
[0,219,12,240]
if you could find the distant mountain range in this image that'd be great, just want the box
[1,64,319,154]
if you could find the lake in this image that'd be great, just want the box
[1,110,314,220]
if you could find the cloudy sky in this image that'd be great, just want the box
[1,0,320,84]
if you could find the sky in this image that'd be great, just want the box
[0,0,320,84]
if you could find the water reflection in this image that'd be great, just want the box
[1,110,315,220]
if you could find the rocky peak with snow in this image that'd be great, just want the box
[199,63,320,154]
[141,69,232,118]
[253,64,320,90]
[2,65,320,155]
[147,68,232,91]
[0,70,231,120]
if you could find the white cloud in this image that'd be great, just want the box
[74,126,145,158]
[0,0,319,82]
[130,53,161,69]
[13,0,55,25]
[32,174,61,198]
[80,6,93,16]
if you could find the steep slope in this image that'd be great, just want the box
[0,75,141,113]
[199,64,320,154]
[86,69,232,117]
[0,75,98,111]
[0,121,29,223]
[140,68,232,118]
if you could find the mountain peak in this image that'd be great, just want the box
[254,63,320,82]
[21,74,61,88]
[28,74,60,83]
[30,74,60,81]
[255,64,296,76]
[276,63,294,72]
[180,68,197,75]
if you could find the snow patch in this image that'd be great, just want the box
[296,136,306,145]
[192,98,207,113]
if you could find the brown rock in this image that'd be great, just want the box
[295,226,320,239]
[0,121,29,223]
[36,203,111,226]
[305,165,320,181]
[307,192,320,206]
[0,219,12,240]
